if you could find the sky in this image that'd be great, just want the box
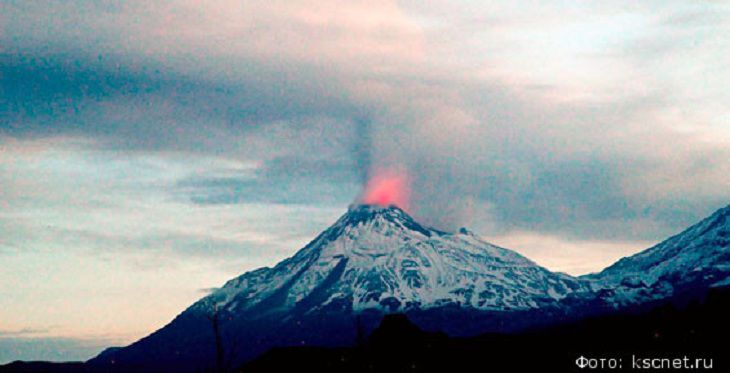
[1,0,729,363]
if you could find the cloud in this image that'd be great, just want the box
[0,138,345,263]
[2,0,730,363]
[3,0,729,239]
[0,328,53,338]
[1,50,360,154]
[484,231,655,276]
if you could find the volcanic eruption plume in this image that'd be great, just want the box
[360,167,411,211]
[351,111,475,230]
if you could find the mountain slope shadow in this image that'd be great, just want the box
[241,286,730,372]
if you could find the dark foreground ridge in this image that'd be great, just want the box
[243,286,729,372]
[2,286,727,373]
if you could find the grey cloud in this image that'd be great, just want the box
[176,156,359,206]
[0,328,53,337]
[1,218,280,263]
[2,50,360,153]
[660,8,729,28]
[358,73,729,240]
[2,0,728,245]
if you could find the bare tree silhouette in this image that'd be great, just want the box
[205,302,226,373]
[201,298,245,373]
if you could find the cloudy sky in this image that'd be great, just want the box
[2,0,729,363]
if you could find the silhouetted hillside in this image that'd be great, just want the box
[242,286,730,372]
[0,362,88,373]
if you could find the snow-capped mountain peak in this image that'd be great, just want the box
[335,204,434,233]
[203,204,588,316]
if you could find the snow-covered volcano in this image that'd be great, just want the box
[204,204,588,314]
[89,204,591,371]
[89,203,730,372]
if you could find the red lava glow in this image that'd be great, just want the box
[362,170,410,210]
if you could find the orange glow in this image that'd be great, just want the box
[362,169,410,210]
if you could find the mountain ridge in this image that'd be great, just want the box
[584,204,730,306]
[85,203,730,372]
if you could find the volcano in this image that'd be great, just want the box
[206,204,589,313]
[87,204,730,372]
[88,205,590,371]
